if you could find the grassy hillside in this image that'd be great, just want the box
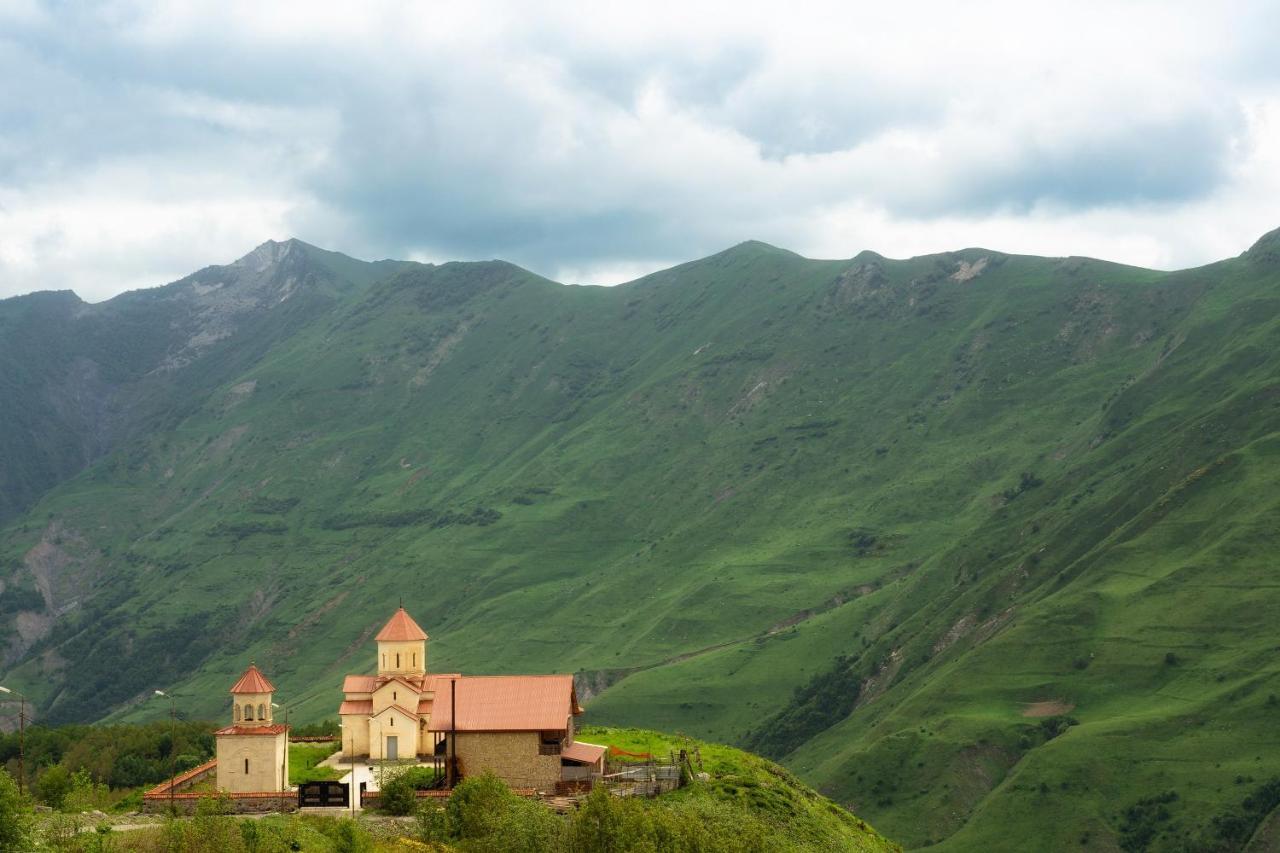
[3,231,1280,849]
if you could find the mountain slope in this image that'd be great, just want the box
[2,233,1280,850]
[0,239,403,523]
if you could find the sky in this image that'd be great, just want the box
[1,1,1279,301]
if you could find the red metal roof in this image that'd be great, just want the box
[373,675,423,694]
[339,700,373,715]
[562,741,607,764]
[229,664,275,694]
[213,724,289,736]
[372,703,419,720]
[144,758,218,796]
[427,675,581,732]
[375,607,428,642]
[343,675,376,694]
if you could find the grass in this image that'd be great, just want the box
[290,742,342,784]
[3,233,1280,848]
[581,725,897,851]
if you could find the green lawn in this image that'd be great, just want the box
[289,742,342,785]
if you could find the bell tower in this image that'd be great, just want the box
[375,606,428,676]
[215,662,288,793]
[229,662,275,726]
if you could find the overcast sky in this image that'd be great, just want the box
[2,1,1279,301]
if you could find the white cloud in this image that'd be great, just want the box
[1,0,1278,299]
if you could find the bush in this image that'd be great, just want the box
[379,766,441,815]
[0,770,37,851]
[566,787,778,852]
[422,772,565,850]
[37,763,73,809]
[315,817,374,853]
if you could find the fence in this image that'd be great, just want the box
[142,760,299,814]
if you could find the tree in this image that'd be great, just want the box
[0,769,37,851]
[36,763,73,809]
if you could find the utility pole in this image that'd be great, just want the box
[154,690,176,815]
[0,686,26,795]
[448,677,456,789]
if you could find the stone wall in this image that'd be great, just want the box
[142,792,298,815]
[453,731,561,791]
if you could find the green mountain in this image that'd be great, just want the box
[4,231,1280,850]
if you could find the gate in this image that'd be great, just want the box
[298,781,350,808]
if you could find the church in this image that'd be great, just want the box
[214,663,289,792]
[339,606,606,790]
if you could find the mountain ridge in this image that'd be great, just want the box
[2,230,1280,850]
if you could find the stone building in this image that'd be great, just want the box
[215,663,289,792]
[339,606,606,791]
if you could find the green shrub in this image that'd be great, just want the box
[429,772,564,850]
[37,763,73,809]
[379,765,441,815]
[315,817,374,853]
[0,770,37,851]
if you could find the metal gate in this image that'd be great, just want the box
[298,781,349,808]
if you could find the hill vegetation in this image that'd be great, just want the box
[4,231,1280,848]
[0,725,895,851]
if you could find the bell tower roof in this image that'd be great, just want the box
[375,607,428,642]
[230,663,275,694]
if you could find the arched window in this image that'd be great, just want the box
[393,691,397,702]
[258,703,266,720]
[244,704,254,721]
[396,653,401,668]
[382,654,386,669]
[234,704,241,722]
[413,652,417,667]
[244,758,250,774]
[389,716,394,727]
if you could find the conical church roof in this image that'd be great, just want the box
[229,663,275,694]
[375,606,428,642]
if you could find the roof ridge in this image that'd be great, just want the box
[375,607,429,642]
[229,663,276,694]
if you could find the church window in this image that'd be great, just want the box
[396,653,401,668]
[258,703,266,719]
[382,654,386,669]
[234,704,241,722]
[245,704,254,721]
[413,652,417,667]
[389,716,394,727]
[393,691,397,702]
[244,758,250,774]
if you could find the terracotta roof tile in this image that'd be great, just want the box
[375,607,428,642]
[343,675,376,693]
[422,674,460,693]
[428,675,580,732]
[213,724,289,736]
[144,759,218,796]
[374,675,423,694]
[373,703,419,719]
[562,741,607,764]
[229,664,275,694]
[339,700,373,715]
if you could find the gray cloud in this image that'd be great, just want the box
[1,1,1278,299]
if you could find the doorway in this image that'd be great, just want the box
[386,736,398,760]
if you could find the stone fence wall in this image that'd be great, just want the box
[142,759,298,815]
